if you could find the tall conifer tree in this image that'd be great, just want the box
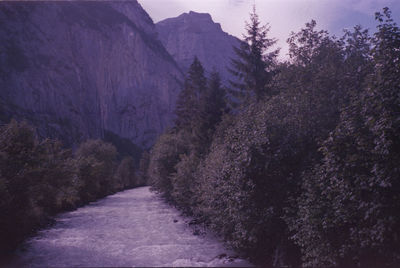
[194,71,226,152]
[175,57,206,131]
[230,6,279,101]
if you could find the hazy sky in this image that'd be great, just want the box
[138,0,400,58]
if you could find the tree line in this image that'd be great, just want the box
[145,7,400,268]
[0,120,145,256]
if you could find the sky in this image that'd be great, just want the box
[138,0,400,58]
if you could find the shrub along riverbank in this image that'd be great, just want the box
[0,120,144,256]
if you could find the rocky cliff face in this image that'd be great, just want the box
[0,1,183,148]
[156,11,240,84]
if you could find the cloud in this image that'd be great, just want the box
[228,0,248,6]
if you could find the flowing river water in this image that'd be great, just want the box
[9,186,252,267]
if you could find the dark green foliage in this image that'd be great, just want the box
[174,58,226,154]
[175,57,207,132]
[229,7,279,101]
[104,130,142,164]
[290,8,400,267]
[114,157,137,191]
[149,58,227,212]
[282,19,346,141]
[340,25,372,97]
[31,139,79,213]
[148,7,400,268]
[75,139,118,202]
[0,120,77,254]
[195,89,329,266]
[203,72,227,129]
[195,71,227,153]
[138,151,150,185]
[147,130,189,200]
[170,152,200,213]
[195,102,274,256]
[0,120,142,256]
[0,120,41,252]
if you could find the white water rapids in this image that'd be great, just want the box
[11,186,252,267]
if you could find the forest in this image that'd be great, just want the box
[146,7,400,268]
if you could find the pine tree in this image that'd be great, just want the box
[229,6,279,101]
[175,57,206,131]
[204,71,226,129]
[194,71,226,152]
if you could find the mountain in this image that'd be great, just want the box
[156,11,240,84]
[0,0,183,148]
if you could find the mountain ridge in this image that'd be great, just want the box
[156,11,240,84]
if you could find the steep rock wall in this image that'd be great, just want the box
[0,1,183,148]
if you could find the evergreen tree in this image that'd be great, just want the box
[175,58,226,155]
[194,71,227,152]
[230,6,279,101]
[175,57,207,131]
[169,71,227,213]
[204,71,227,130]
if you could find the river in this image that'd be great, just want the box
[10,186,252,267]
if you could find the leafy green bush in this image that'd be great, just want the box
[289,8,400,267]
[75,139,118,202]
[147,130,189,200]
[170,152,200,213]
[0,120,77,253]
[114,156,137,191]
[195,96,313,265]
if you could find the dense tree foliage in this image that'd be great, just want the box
[149,58,227,212]
[148,7,400,268]
[147,129,189,201]
[104,130,142,163]
[0,120,141,256]
[290,8,400,268]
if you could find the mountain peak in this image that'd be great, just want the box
[187,11,212,20]
[158,11,217,29]
[156,12,240,85]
